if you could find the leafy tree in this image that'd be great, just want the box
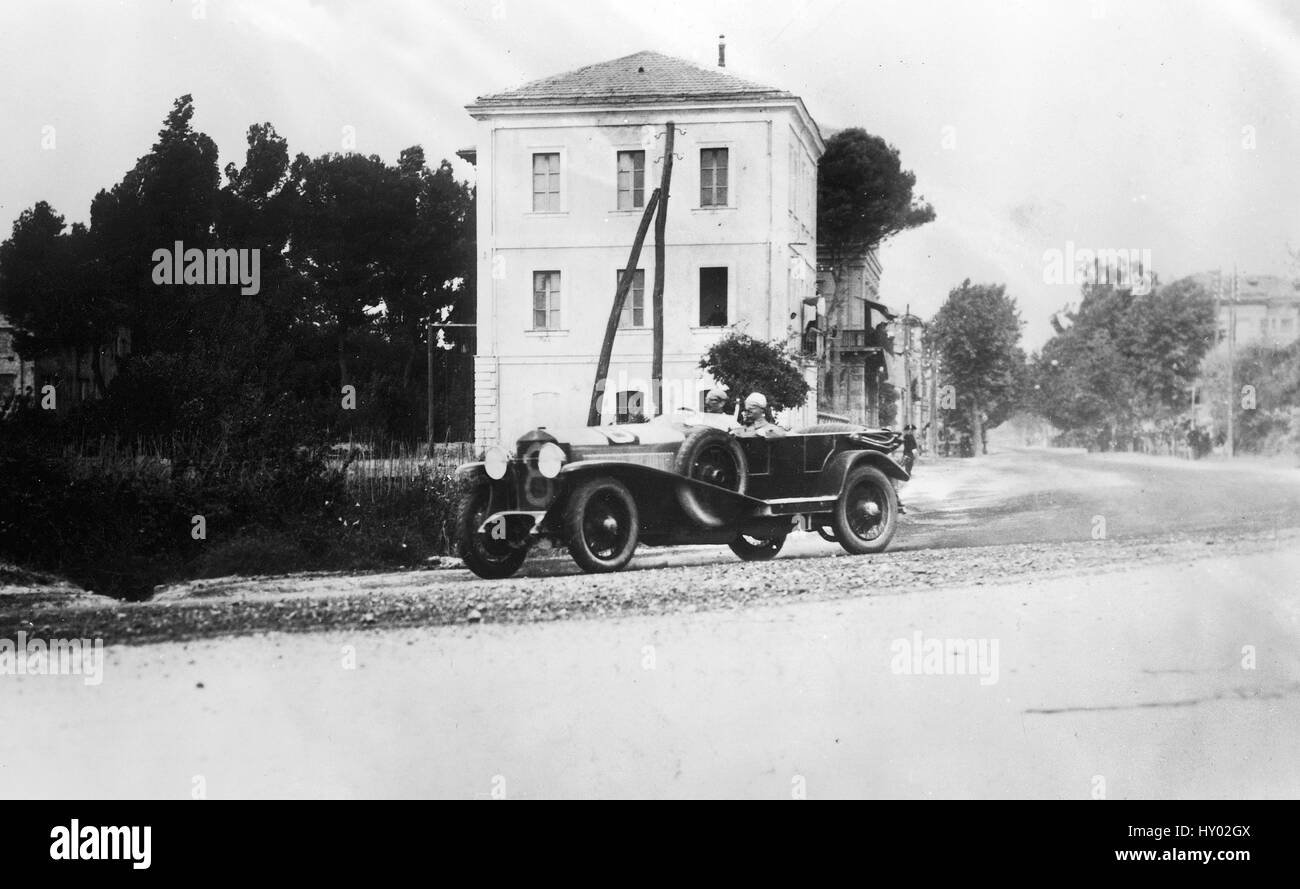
[0,204,113,394]
[699,332,810,415]
[89,95,222,357]
[818,129,936,263]
[1031,275,1215,450]
[1,95,478,445]
[930,280,1026,455]
[288,151,417,389]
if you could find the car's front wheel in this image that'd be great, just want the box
[457,485,528,579]
[564,477,640,573]
[728,532,787,561]
[831,464,898,555]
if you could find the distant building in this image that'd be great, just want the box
[1192,272,1300,350]
[0,314,35,399]
[815,246,901,424]
[464,48,824,445]
[31,326,131,410]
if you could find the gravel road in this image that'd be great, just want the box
[2,447,1298,645]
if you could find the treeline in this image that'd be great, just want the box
[0,95,476,447]
[1029,275,1217,451]
[0,96,475,597]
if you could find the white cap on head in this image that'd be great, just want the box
[706,385,728,400]
[744,392,767,409]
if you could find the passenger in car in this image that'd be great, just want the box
[674,385,738,430]
[736,392,787,438]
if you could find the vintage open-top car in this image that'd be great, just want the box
[454,419,909,579]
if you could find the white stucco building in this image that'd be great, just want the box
[464,49,824,445]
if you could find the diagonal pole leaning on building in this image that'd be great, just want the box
[587,187,662,426]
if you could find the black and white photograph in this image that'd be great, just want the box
[0,0,1297,813]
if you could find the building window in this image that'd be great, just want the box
[1260,319,1269,336]
[618,269,645,328]
[615,390,646,424]
[532,153,560,212]
[533,271,561,329]
[1282,318,1294,333]
[700,148,729,207]
[699,267,728,326]
[617,151,645,210]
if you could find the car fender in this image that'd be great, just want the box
[820,450,909,495]
[456,462,491,483]
[554,459,762,517]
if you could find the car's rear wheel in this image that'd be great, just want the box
[728,532,787,561]
[831,465,898,555]
[457,485,528,579]
[673,427,748,528]
[564,477,640,573]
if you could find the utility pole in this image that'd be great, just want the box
[902,304,912,428]
[651,122,674,416]
[928,337,938,455]
[1227,265,1236,458]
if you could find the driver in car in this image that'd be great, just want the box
[736,392,787,438]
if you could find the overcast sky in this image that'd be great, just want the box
[2,0,1297,348]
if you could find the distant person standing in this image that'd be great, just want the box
[902,425,918,474]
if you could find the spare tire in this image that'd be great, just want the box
[673,427,748,528]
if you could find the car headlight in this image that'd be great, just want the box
[484,446,510,480]
[537,442,565,478]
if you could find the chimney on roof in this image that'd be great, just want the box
[718,34,726,68]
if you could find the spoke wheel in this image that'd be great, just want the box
[564,477,640,573]
[831,465,898,555]
[456,486,528,579]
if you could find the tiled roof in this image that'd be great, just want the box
[468,50,793,109]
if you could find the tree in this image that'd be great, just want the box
[818,129,936,262]
[930,280,1026,455]
[288,151,415,388]
[1031,274,1215,450]
[817,128,935,405]
[0,204,112,395]
[0,95,480,444]
[89,95,223,357]
[699,332,810,416]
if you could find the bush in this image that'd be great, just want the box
[0,424,469,599]
[699,332,810,414]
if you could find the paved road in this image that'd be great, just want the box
[3,448,1298,798]
[3,544,1296,799]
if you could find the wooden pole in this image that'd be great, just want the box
[651,122,674,416]
[587,187,662,426]
[426,320,435,455]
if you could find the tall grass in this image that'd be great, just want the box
[1,432,474,598]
